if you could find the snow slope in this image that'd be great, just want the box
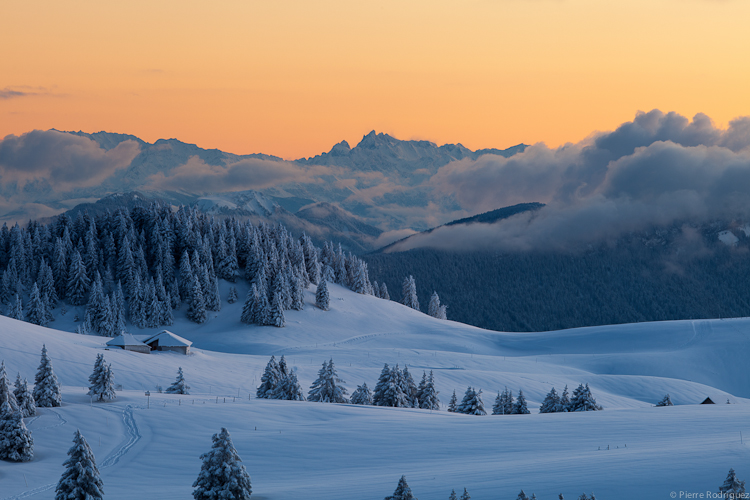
[1,283,749,499]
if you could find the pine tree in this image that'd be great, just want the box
[385,475,417,500]
[428,292,442,318]
[460,488,471,500]
[380,282,390,301]
[307,359,348,403]
[34,345,62,407]
[256,356,280,399]
[0,401,34,462]
[569,384,602,412]
[449,490,458,500]
[8,293,23,321]
[503,387,515,415]
[458,387,486,415]
[66,249,90,306]
[227,286,238,304]
[448,390,458,412]
[14,374,36,417]
[187,275,208,324]
[540,387,561,413]
[55,430,104,500]
[240,286,256,324]
[351,382,374,405]
[401,366,419,407]
[516,491,530,500]
[315,279,330,311]
[166,367,190,395]
[268,291,285,327]
[492,392,504,415]
[558,385,570,412]
[26,283,49,327]
[418,371,440,410]
[401,275,419,310]
[192,428,252,500]
[273,371,305,401]
[656,394,674,407]
[0,362,19,414]
[513,389,530,414]
[87,354,116,402]
[373,363,392,406]
[383,365,410,408]
[719,468,746,499]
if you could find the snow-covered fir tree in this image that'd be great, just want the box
[166,367,190,395]
[401,275,419,310]
[428,292,442,318]
[380,282,390,300]
[558,385,570,412]
[460,488,471,500]
[55,429,103,500]
[240,285,256,324]
[0,362,19,414]
[493,387,513,415]
[458,387,486,415]
[0,401,34,462]
[8,293,23,321]
[539,387,561,413]
[448,390,458,412]
[256,356,280,399]
[187,276,208,324]
[13,374,36,417]
[34,345,62,407]
[66,249,90,306]
[87,354,116,402]
[382,364,410,408]
[315,279,330,311]
[307,359,348,403]
[373,363,392,406]
[227,286,238,304]
[417,371,440,410]
[656,394,674,407]
[268,291,285,327]
[273,371,305,401]
[192,427,252,500]
[568,383,602,412]
[492,391,504,415]
[513,389,530,414]
[26,282,49,327]
[401,366,419,407]
[516,491,530,500]
[385,475,417,500]
[351,382,374,405]
[719,468,746,499]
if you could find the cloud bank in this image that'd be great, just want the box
[391,110,750,252]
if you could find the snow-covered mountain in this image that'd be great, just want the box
[0,281,748,499]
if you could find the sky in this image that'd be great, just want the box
[2,0,750,160]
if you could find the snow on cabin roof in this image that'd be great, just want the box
[141,330,192,347]
[106,333,148,347]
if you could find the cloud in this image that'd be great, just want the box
[0,130,140,191]
[401,110,750,252]
[145,156,328,193]
[0,88,30,100]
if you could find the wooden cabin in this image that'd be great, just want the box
[106,333,151,354]
[141,330,192,355]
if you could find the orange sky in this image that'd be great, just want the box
[2,0,749,160]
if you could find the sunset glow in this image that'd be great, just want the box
[3,0,750,158]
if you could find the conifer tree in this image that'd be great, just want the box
[458,387,486,415]
[256,356,280,399]
[373,363,392,406]
[719,468,746,499]
[273,371,305,401]
[385,475,417,500]
[240,286,256,324]
[55,430,103,500]
[448,390,458,412]
[383,365,410,408]
[87,354,116,402]
[307,359,348,403]
[227,286,238,304]
[14,374,36,417]
[558,385,570,412]
[0,401,34,462]
[656,394,674,407]
[315,279,330,311]
[540,387,561,413]
[0,362,19,414]
[418,371,440,410]
[34,345,62,407]
[428,292,442,318]
[516,491,529,500]
[401,275,419,310]
[449,490,458,500]
[460,488,471,500]
[26,282,49,327]
[492,392,504,415]
[193,427,251,500]
[513,389,530,414]
[8,293,23,321]
[187,276,208,324]
[569,383,602,412]
[166,367,190,395]
[67,250,90,306]
[401,365,419,407]
[351,382,374,405]
[268,292,285,328]
[380,282,390,301]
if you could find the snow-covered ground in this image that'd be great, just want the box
[1,283,749,499]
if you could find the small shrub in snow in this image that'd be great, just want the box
[385,475,417,500]
[193,427,251,500]
[656,394,674,407]
[55,430,102,499]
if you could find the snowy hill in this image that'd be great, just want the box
[1,282,749,499]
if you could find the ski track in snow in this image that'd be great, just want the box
[1,405,142,500]
[25,408,67,432]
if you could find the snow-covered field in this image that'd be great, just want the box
[1,283,749,499]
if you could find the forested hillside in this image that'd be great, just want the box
[365,239,750,332]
